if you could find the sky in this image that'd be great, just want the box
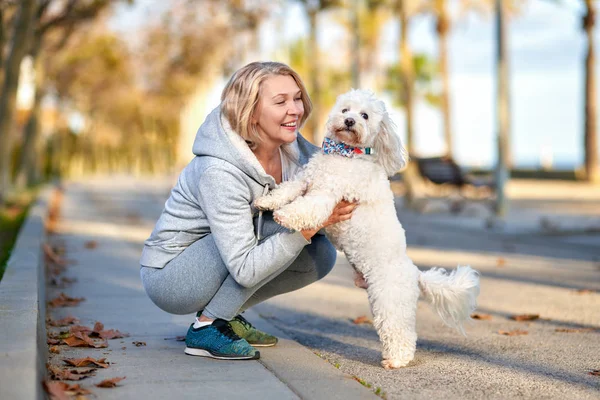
[112,0,600,169]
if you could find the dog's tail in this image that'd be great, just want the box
[418,266,480,335]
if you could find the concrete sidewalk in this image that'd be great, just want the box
[1,176,598,399]
[1,178,376,399]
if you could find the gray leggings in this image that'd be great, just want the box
[140,217,336,321]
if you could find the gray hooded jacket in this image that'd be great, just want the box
[140,106,319,288]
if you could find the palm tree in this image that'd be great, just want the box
[495,0,510,216]
[297,0,342,143]
[418,0,453,157]
[582,0,598,183]
[396,0,417,155]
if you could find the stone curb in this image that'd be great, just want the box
[245,309,379,399]
[0,186,52,400]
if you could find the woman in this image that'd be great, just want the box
[140,61,356,361]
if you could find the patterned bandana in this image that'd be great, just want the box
[321,137,373,158]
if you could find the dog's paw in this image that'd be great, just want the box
[253,196,276,211]
[381,358,411,370]
[273,210,295,230]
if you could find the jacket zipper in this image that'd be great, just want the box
[256,183,269,241]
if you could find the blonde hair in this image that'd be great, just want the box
[221,61,312,149]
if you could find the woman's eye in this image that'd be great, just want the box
[276,101,285,105]
[342,108,348,113]
[361,113,368,120]
[294,97,302,102]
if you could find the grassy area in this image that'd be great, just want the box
[0,190,37,281]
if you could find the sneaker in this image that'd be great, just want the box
[184,319,259,360]
[229,314,278,347]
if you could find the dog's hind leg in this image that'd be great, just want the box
[367,263,420,369]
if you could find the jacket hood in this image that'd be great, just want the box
[191,106,319,187]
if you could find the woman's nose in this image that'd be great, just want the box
[288,102,302,115]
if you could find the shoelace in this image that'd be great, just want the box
[214,320,242,341]
[235,314,253,330]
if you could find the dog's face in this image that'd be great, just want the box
[325,89,408,176]
[325,89,386,148]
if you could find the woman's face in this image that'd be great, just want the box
[253,74,304,148]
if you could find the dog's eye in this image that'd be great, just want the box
[342,108,348,114]
[361,113,368,120]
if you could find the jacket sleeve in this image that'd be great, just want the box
[197,166,310,288]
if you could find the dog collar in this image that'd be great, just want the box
[321,137,374,158]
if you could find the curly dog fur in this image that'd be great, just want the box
[255,89,480,369]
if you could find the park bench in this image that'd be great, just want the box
[413,156,496,213]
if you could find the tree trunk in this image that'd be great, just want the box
[16,32,44,189]
[0,0,36,202]
[399,4,415,156]
[350,0,360,89]
[437,2,453,158]
[495,0,510,217]
[306,9,320,144]
[583,0,599,183]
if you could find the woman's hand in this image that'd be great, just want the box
[301,200,358,241]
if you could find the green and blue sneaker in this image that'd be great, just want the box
[229,314,278,347]
[184,319,259,360]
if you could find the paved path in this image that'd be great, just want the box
[45,177,600,399]
[44,177,375,399]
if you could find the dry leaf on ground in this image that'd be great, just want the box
[43,381,71,400]
[48,316,79,327]
[49,346,61,354]
[88,321,129,339]
[164,336,186,341]
[69,325,93,334]
[555,327,597,333]
[47,338,61,345]
[589,370,600,376]
[471,313,492,320]
[64,357,109,368]
[496,258,506,267]
[43,243,67,266]
[95,376,126,388]
[510,314,540,322]
[48,293,85,308]
[63,332,107,348]
[132,341,146,347]
[498,329,529,336]
[84,241,98,249]
[48,364,95,381]
[351,316,372,325]
[576,289,597,294]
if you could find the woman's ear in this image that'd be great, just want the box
[373,114,408,177]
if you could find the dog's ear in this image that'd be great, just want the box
[373,114,408,177]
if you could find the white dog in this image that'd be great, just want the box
[254,89,480,369]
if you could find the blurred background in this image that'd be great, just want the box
[0,0,599,206]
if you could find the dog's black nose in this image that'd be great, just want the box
[344,118,355,127]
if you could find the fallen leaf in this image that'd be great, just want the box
[95,376,126,388]
[555,328,598,333]
[84,241,97,249]
[64,357,109,368]
[48,365,90,381]
[351,316,372,325]
[43,381,71,400]
[471,313,492,320]
[98,329,129,340]
[496,257,506,267]
[510,314,539,322]
[498,329,528,336]
[163,336,186,341]
[48,316,79,327]
[132,341,146,347]
[43,243,67,266]
[70,325,92,334]
[63,332,107,348]
[48,293,85,308]
[49,346,61,354]
[47,338,61,345]
[576,289,597,294]
[589,370,600,376]
[92,322,104,333]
